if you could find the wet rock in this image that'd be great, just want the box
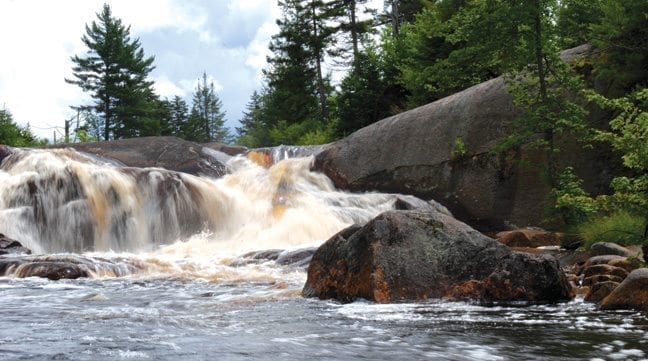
[303,210,574,304]
[0,234,31,255]
[230,247,317,268]
[582,274,624,287]
[16,261,90,280]
[0,144,12,165]
[600,268,648,311]
[584,281,620,303]
[582,264,629,280]
[276,247,317,267]
[53,136,228,178]
[589,242,633,257]
[496,229,562,248]
[0,254,139,280]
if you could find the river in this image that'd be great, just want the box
[0,148,647,360]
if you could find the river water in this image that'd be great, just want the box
[1,148,647,360]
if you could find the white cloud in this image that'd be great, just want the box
[0,0,279,141]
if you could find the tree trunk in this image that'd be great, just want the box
[312,2,329,121]
[349,0,359,58]
[390,0,400,37]
[533,0,554,186]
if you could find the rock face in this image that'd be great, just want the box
[54,136,228,178]
[313,45,616,231]
[303,210,574,304]
[600,268,648,311]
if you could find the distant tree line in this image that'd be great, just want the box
[66,4,229,144]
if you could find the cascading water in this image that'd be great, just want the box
[0,147,400,276]
[1,147,647,361]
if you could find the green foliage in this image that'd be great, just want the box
[550,167,598,226]
[577,211,646,249]
[268,118,336,146]
[586,88,648,227]
[450,136,468,162]
[589,0,648,95]
[67,3,158,140]
[556,0,603,49]
[0,107,46,147]
[335,49,393,136]
[185,73,229,143]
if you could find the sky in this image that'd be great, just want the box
[0,0,282,141]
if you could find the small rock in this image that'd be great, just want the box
[584,255,626,268]
[582,264,629,280]
[496,229,561,248]
[584,281,620,303]
[589,242,633,257]
[582,274,624,287]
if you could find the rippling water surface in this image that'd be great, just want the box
[1,150,648,360]
[1,268,647,361]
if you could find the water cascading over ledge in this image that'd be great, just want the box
[0,146,416,255]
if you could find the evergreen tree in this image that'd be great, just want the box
[263,0,320,126]
[0,107,45,146]
[186,73,229,143]
[336,49,392,135]
[235,91,271,147]
[66,3,158,140]
[159,96,189,137]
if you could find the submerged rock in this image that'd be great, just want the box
[0,234,31,255]
[303,210,574,304]
[0,254,139,280]
[600,268,648,311]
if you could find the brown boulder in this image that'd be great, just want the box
[600,268,648,311]
[582,264,629,279]
[496,229,561,248]
[303,210,573,304]
[0,254,139,280]
[584,281,620,303]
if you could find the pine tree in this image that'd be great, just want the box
[159,96,189,137]
[263,0,320,126]
[66,3,158,140]
[185,73,229,143]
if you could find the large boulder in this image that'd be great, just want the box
[600,268,648,311]
[313,45,616,230]
[303,210,574,304]
[53,136,228,178]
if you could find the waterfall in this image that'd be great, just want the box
[0,147,403,255]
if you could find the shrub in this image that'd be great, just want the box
[577,211,646,250]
